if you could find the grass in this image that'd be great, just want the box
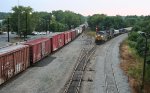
[120,39,150,93]
[84,29,96,37]
[120,39,143,93]
[127,40,143,81]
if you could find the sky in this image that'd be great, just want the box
[0,0,150,16]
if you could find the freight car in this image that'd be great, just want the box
[114,30,120,36]
[0,23,87,85]
[24,38,51,64]
[0,45,30,85]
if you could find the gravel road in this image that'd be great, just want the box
[0,34,87,93]
[92,34,131,93]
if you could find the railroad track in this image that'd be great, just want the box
[104,39,120,93]
[62,34,96,93]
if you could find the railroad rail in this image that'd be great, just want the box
[104,40,120,93]
[62,35,96,93]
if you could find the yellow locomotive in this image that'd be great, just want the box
[95,31,108,43]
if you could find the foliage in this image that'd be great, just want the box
[128,32,139,42]
[34,10,85,32]
[0,6,85,36]
[124,16,140,27]
[85,30,96,37]
[128,15,150,57]
[52,10,85,30]
[9,6,35,36]
[131,16,150,33]
[87,14,126,31]
[87,14,106,30]
[0,12,10,20]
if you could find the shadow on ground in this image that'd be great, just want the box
[33,56,56,67]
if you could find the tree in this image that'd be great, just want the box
[0,12,10,20]
[10,6,35,36]
[87,14,125,31]
[88,14,106,30]
[52,10,85,29]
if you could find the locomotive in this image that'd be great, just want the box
[95,28,127,44]
[95,29,114,43]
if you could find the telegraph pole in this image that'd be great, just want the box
[7,18,10,42]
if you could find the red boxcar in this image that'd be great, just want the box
[24,38,51,64]
[71,30,76,40]
[68,31,72,42]
[58,33,65,48]
[0,45,29,85]
[52,34,59,51]
[64,32,69,44]
[51,33,65,51]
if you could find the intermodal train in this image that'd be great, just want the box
[95,28,127,43]
[0,24,87,85]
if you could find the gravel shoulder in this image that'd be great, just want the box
[0,34,86,93]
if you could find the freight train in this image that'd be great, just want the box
[0,24,87,85]
[95,28,127,44]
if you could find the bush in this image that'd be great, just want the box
[145,64,150,82]
[128,32,139,42]
[135,37,145,56]
[128,40,137,48]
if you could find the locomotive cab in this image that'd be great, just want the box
[95,31,108,43]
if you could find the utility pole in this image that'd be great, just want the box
[17,0,20,37]
[24,12,27,41]
[46,20,48,34]
[7,18,10,42]
[141,33,148,92]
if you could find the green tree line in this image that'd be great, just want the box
[1,6,85,36]
[87,14,143,31]
[87,14,126,31]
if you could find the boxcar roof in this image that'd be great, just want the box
[24,37,49,45]
[0,44,27,55]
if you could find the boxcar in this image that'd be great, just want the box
[0,45,29,85]
[64,32,69,44]
[24,38,51,64]
[52,34,59,51]
[68,31,72,42]
[58,33,65,48]
[71,30,76,40]
[51,33,65,51]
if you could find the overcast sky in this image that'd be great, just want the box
[0,0,150,16]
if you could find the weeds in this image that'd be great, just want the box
[85,30,96,37]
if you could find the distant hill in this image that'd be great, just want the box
[0,12,10,20]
